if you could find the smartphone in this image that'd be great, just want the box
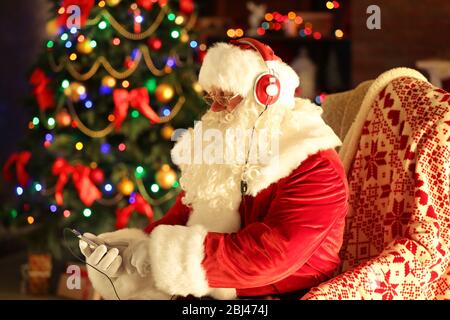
[70,229,129,250]
[70,229,103,249]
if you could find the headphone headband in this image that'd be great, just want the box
[229,38,281,107]
[230,38,280,62]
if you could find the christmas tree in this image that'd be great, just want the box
[1,0,205,257]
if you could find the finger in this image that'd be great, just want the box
[79,240,92,258]
[107,256,123,277]
[122,250,136,274]
[87,245,108,265]
[136,261,150,277]
[83,233,105,246]
[97,248,119,270]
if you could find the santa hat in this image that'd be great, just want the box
[198,39,300,108]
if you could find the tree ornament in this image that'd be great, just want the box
[90,168,105,184]
[106,0,121,6]
[161,124,174,140]
[56,110,72,127]
[46,19,59,37]
[147,37,162,51]
[102,75,117,88]
[155,164,177,189]
[77,39,93,54]
[155,83,174,103]
[118,177,134,195]
[64,82,86,102]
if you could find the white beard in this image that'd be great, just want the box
[171,98,285,233]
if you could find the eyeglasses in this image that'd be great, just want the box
[202,92,240,106]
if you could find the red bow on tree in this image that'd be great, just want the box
[180,0,194,14]
[113,87,160,130]
[115,193,153,229]
[3,151,32,187]
[30,69,55,111]
[136,0,167,11]
[52,158,102,206]
[57,0,95,28]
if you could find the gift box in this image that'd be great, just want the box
[27,253,52,295]
[57,263,100,300]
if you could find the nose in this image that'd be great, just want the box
[211,101,226,112]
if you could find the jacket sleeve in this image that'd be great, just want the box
[145,155,349,298]
[144,191,191,233]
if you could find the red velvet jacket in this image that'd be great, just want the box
[145,148,349,298]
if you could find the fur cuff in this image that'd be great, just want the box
[148,224,236,299]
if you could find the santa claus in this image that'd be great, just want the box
[79,38,349,300]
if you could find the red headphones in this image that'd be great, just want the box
[231,38,281,107]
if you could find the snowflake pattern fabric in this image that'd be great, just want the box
[304,77,450,300]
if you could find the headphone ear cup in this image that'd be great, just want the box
[254,73,281,106]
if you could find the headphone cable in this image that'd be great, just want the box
[62,228,121,300]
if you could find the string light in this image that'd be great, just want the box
[150,183,159,193]
[47,40,54,48]
[69,53,77,61]
[235,29,244,37]
[145,78,157,93]
[174,16,184,25]
[47,117,56,128]
[70,27,78,34]
[118,143,126,151]
[122,80,130,88]
[98,0,105,7]
[162,107,171,116]
[45,133,53,141]
[50,204,57,213]
[226,29,236,38]
[313,32,322,40]
[135,166,145,177]
[113,37,120,45]
[98,21,107,29]
[104,184,113,192]
[77,35,85,42]
[131,110,140,118]
[89,40,97,48]
[85,100,93,108]
[333,1,340,9]
[189,40,198,48]
[170,30,180,39]
[60,33,69,41]
[10,209,18,219]
[173,181,179,188]
[326,1,334,9]
[83,208,92,217]
[27,216,35,225]
[335,29,344,39]
[108,114,115,122]
[265,13,273,21]
[75,142,84,150]
[62,80,70,89]
[34,183,42,192]
[32,117,40,125]
[58,7,65,14]
[167,13,176,21]
[288,11,296,20]
[135,15,144,23]
[199,44,207,51]
[16,186,24,196]
[65,41,72,48]
[63,210,71,218]
[100,143,110,154]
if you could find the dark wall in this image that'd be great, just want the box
[0,0,51,165]
[351,0,450,85]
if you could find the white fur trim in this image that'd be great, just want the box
[339,68,427,174]
[247,98,342,196]
[148,224,237,299]
[198,42,299,109]
[87,228,171,300]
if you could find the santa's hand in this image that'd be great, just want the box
[79,234,123,278]
[122,240,152,277]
